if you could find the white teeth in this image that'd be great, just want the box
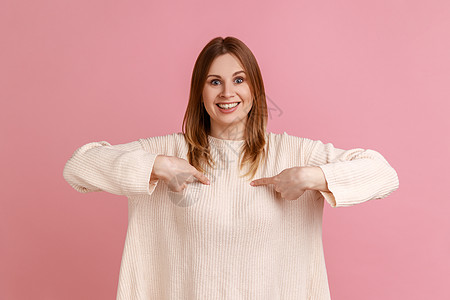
[217,102,239,109]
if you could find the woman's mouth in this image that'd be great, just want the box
[216,102,240,113]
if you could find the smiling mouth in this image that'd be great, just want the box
[216,102,240,109]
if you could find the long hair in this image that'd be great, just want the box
[182,36,268,181]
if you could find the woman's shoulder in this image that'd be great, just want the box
[265,131,314,166]
[267,130,324,145]
[266,131,321,157]
[138,132,186,153]
[266,130,308,144]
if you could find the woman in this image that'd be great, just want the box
[63,36,399,299]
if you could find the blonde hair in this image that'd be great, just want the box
[182,36,268,181]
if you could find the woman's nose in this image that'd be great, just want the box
[220,82,235,98]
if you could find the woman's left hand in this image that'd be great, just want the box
[250,166,324,200]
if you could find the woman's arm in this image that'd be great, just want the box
[63,139,160,197]
[303,138,400,207]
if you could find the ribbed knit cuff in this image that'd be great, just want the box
[318,164,339,207]
[119,151,160,196]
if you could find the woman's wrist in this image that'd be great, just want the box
[150,155,168,183]
[302,166,330,192]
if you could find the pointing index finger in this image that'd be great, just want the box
[250,176,274,186]
[194,171,210,185]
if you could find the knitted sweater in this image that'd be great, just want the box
[62,131,399,299]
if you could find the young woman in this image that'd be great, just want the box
[63,36,399,299]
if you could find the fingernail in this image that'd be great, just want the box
[250,182,254,186]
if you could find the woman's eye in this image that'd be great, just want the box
[210,79,220,85]
[235,77,244,84]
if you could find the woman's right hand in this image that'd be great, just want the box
[150,155,210,192]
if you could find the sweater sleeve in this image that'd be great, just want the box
[303,138,399,208]
[62,139,160,197]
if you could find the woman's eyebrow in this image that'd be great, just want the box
[206,70,245,78]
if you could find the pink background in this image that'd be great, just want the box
[1,0,449,299]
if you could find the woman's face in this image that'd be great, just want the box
[202,53,253,139]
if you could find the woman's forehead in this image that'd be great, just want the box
[208,53,245,75]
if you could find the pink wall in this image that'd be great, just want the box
[1,0,449,299]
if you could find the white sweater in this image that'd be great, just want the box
[63,131,399,299]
